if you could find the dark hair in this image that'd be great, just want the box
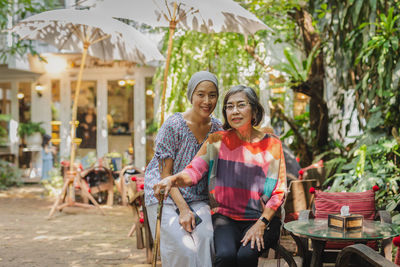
[42,134,51,147]
[222,85,265,130]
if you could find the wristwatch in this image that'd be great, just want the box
[259,216,270,226]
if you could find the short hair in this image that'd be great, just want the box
[222,85,265,130]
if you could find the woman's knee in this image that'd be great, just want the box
[196,225,213,241]
[236,247,259,267]
[215,247,237,267]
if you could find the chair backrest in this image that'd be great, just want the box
[82,166,113,187]
[335,244,397,267]
[314,190,376,220]
[284,179,319,222]
[122,166,144,203]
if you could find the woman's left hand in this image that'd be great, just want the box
[241,220,266,252]
[153,177,173,201]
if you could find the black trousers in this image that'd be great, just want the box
[213,213,281,267]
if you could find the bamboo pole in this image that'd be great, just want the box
[160,3,178,125]
[152,190,165,267]
[69,41,89,173]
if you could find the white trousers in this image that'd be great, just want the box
[147,201,214,267]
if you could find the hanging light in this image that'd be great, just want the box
[17,92,24,99]
[35,83,44,97]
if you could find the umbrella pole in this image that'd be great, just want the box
[69,42,89,173]
[48,42,103,218]
[160,4,178,125]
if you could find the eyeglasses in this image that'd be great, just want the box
[224,102,250,112]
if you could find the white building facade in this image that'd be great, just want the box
[1,53,158,171]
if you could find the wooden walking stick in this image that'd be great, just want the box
[152,189,165,267]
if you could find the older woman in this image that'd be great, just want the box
[154,85,286,267]
[144,71,222,267]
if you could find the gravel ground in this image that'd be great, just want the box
[0,184,149,267]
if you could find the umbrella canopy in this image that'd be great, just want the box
[12,9,164,63]
[93,0,268,35]
[11,8,164,173]
[92,0,269,124]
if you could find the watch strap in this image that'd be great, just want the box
[259,216,270,226]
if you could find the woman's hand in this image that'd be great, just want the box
[153,177,173,201]
[241,220,267,252]
[178,208,196,233]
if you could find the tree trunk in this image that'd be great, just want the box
[291,8,329,160]
[244,8,329,165]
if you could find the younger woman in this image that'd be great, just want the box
[144,71,222,267]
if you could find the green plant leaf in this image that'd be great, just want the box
[392,213,400,224]
[283,47,303,81]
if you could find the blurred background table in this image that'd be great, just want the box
[21,147,41,182]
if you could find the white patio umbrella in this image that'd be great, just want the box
[12,8,164,173]
[11,8,164,218]
[93,0,269,124]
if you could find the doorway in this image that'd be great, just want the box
[71,80,97,158]
[107,80,133,162]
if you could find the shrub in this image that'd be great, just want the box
[41,166,63,197]
[17,121,45,137]
[0,160,22,189]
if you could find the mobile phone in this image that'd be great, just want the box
[175,205,202,226]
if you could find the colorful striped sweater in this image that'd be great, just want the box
[183,130,287,221]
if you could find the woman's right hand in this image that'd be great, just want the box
[153,177,173,201]
[179,208,196,233]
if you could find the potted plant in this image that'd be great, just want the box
[18,121,46,148]
[0,114,11,146]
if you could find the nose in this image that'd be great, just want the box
[232,106,240,113]
[204,95,211,104]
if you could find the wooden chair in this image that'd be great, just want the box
[121,165,153,264]
[80,166,115,206]
[335,244,397,267]
[284,179,320,223]
[117,165,143,206]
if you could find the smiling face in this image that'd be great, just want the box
[225,91,253,130]
[191,81,218,118]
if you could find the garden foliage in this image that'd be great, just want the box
[0,160,22,190]
[322,110,400,219]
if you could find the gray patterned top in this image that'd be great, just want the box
[144,113,222,206]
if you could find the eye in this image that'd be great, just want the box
[238,103,247,108]
[225,104,234,110]
[197,93,204,97]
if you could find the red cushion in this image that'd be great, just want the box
[314,190,377,250]
[324,241,378,250]
[284,212,299,223]
[314,190,376,220]
[134,175,145,191]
